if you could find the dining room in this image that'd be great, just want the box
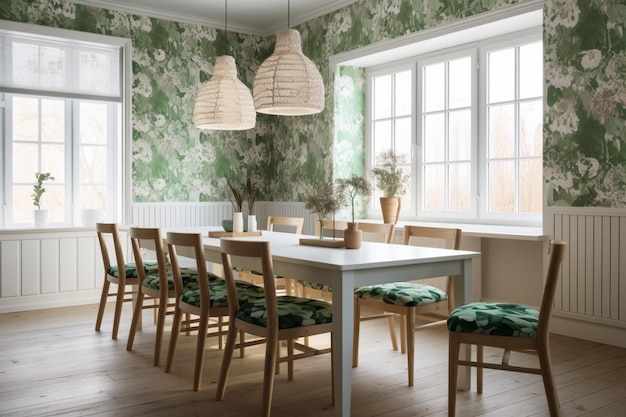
[1,0,626,416]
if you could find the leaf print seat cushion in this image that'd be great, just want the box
[297,280,333,293]
[107,262,157,278]
[180,279,265,308]
[142,267,222,291]
[354,282,448,306]
[237,296,332,329]
[447,302,539,338]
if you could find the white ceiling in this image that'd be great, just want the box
[71,0,358,36]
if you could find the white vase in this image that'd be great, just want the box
[81,209,105,227]
[34,209,48,227]
[233,212,244,233]
[247,214,257,232]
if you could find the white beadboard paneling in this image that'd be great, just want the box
[21,240,40,296]
[59,238,77,292]
[77,237,96,290]
[41,239,60,294]
[619,217,626,322]
[1,240,20,297]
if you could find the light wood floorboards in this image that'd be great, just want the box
[1,304,625,417]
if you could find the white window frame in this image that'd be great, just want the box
[0,21,131,228]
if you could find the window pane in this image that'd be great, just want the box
[488,160,515,213]
[374,75,392,119]
[423,164,445,211]
[519,159,542,213]
[423,62,445,112]
[80,145,107,184]
[449,109,471,161]
[42,99,65,143]
[395,117,412,157]
[449,162,471,212]
[45,184,65,223]
[423,113,445,162]
[12,185,33,223]
[80,185,106,210]
[41,144,65,182]
[519,100,542,158]
[79,102,108,144]
[395,70,412,116]
[373,120,392,158]
[519,41,543,99]
[488,48,515,103]
[488,104,515,158]
[13,143,39,183]
[449,56,471,109]
[12,96,39,141]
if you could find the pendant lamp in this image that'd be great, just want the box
[253,2,325,116]
[192,1,256,130]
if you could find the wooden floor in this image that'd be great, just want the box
[1,303,625,417]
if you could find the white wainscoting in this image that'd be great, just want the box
[545,207,626,348]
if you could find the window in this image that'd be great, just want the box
[366,28,542,226]
[1,22,129,227]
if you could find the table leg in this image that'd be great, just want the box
[332,271,355,417]
[454,258,474,391]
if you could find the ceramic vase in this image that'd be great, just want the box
[380,197,401,224]
[343,222,362,249]
[233,212,244,233]
[248,214,257,232]
[34,209,48,227]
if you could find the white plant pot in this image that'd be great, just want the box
[81,209,106,227]
[233,212,244,233]
[247,214,257,232]
[34,209,48,228]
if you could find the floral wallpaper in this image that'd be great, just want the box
[2,0,626,208]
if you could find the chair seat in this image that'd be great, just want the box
[447,302,539,338]
[142,268,220,291]
[236,267,284,279]
[298,280,332,292]
[237,296,332,329]
[107,262,157,278]
[181,279,265,308]
[355,282,448,307]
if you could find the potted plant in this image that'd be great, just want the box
[227,179,244,233]
[245,177,257,231]
[336,175,371,249]
[32,172,55,227]
[305,181,342,239]
[371,150,409,224]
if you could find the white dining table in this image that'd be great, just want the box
[166,228,480,417]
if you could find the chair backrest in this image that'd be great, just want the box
[267,216,304,234]
[403,225,462,249]
[537,241,566,341]
[357,222,395,244]
[166,232,209,309]
[220,239,277,328]
[96,223,126,277]
[315,219,349,238]
[129,227,168,291]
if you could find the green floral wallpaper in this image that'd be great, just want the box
[3,0,626,208]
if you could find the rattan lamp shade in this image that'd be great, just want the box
[253,29,325,116]
[192,55,256,131]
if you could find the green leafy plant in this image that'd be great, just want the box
[371,150,409,197]
[32,172,55,210]
[305,181,342,223]
[227,179,244,212]
[245,178,256,215]
[336,175,371,222]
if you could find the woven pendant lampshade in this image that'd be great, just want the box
[253,29,325,116]
[192,55,256,131]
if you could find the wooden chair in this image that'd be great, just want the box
[95,223,143,340]
[353,225,462,386]
[164,232,265,391]
[216,239,333,417]
[125,227,176,366]
[238,216,304,296]
[448,240,566,417]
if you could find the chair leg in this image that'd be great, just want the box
[406,308,415,387]
[262,332,279,417]
[477,344,483,394]
[126,290,145,352]
[287,339,295,381]
[239,330,245,358]
[95,278,110,332]
[165,308,183,373]
[538,344,560,416]
[216,320,239,401]
[448,332,460,417]
[399,314,407,354]
[112,282,125,340]
[153,294,168,366]
[192,310,210,391]
[386,314,398,351]
[352,298,360,368]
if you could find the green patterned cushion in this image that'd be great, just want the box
[237,296,332,329]
[107,262,157,278]
[354,282,448,306]
[236,267,284,279]
[180,280,265,308]
[142,268,220,291]
[447,302,539,338]
[298,280,333,292]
